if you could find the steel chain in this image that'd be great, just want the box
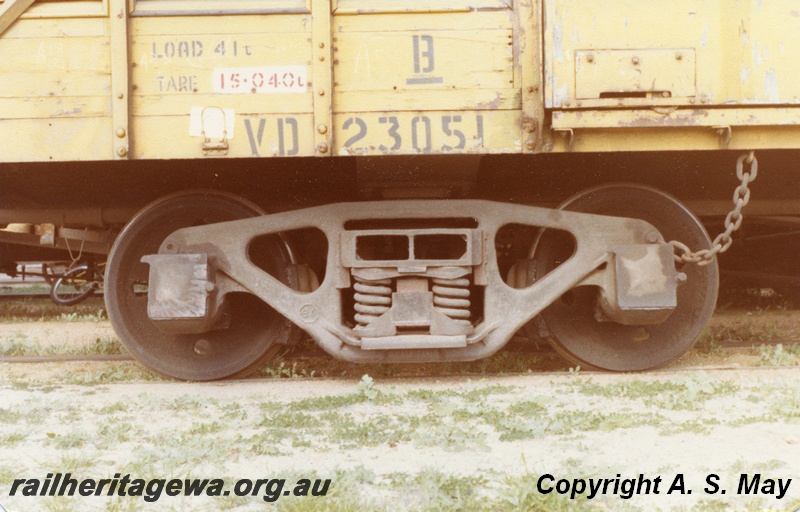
[670,151,758,266]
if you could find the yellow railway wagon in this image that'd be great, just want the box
[0,0,797,379]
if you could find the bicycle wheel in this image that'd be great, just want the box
[50,265,97,306]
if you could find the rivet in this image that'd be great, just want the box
[318,89,325,96]
[319,42,325,48]
[117,147,128,157]
[676,52,683,61]
[117,93,124,99]
[525,140,536,150]
[586,54,594,63]
[116,128,126,138]
[317,124,328,134]
[317,142,329,154]
[632,56,640,65]
[319,56,325,61]
[675,272,688,285]
[645,231,659,244]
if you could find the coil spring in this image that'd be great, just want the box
[353,277,392,327]
[431,277,471,325]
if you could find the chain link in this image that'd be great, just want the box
[670,151,758,266]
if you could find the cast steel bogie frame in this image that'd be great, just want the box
[150,199,671,364]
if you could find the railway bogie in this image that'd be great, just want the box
[1,0,799,378]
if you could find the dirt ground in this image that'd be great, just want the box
[1,308,800,511]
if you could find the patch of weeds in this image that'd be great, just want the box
[42,497,80,512]
[409,468,489,511]
[498,473,599,511]
[278,467,377,512]
[289,393,368,411]
[658,418,714,436]
[60,363,165,384]
[216,492,253,510]
[695,327,727,355]
[770,387,800,418]
[97,402,129,414]
[644,373,738,410]
[261,360,317,379]
[757,343,800,366]
[0,406,22,423]
[707,320,783,344]
[495,415,548,441]
[261,411,323,429]
[220,402,247,421]
[55,308,106,323]
[727,413,776,427]
[458,383,517,402]
[77,337,124,356]
[0,336,122,357]
[46,453,98,473]
[571,378,685,400]
[0,431,27,447]
[0,337,31,356]
[691,499,731,512]
[50,431,88,449]
[406,388,457,404]
[334,414,416,449]
[245,432,288,455]
[103,496,141,512]
[186,421,225,435]
[546,410,659,435]
[411,419,488,451]
[97,423,134,446]
[0,297,106,321]
[0,461,22,485]
[277,487,379,512]
[357,374,380,400]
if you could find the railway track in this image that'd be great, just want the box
[1,338,797,373]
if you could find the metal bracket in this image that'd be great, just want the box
[553,127,575,152]
[713,125,732,149]
[200,107,229,156]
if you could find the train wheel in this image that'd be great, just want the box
[105,190,296,381]
[532,184,718,371]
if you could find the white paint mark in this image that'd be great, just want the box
[763,69,780,102]
[189,107,235,139]
[621,247,668,298]
[740,65,751,84]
